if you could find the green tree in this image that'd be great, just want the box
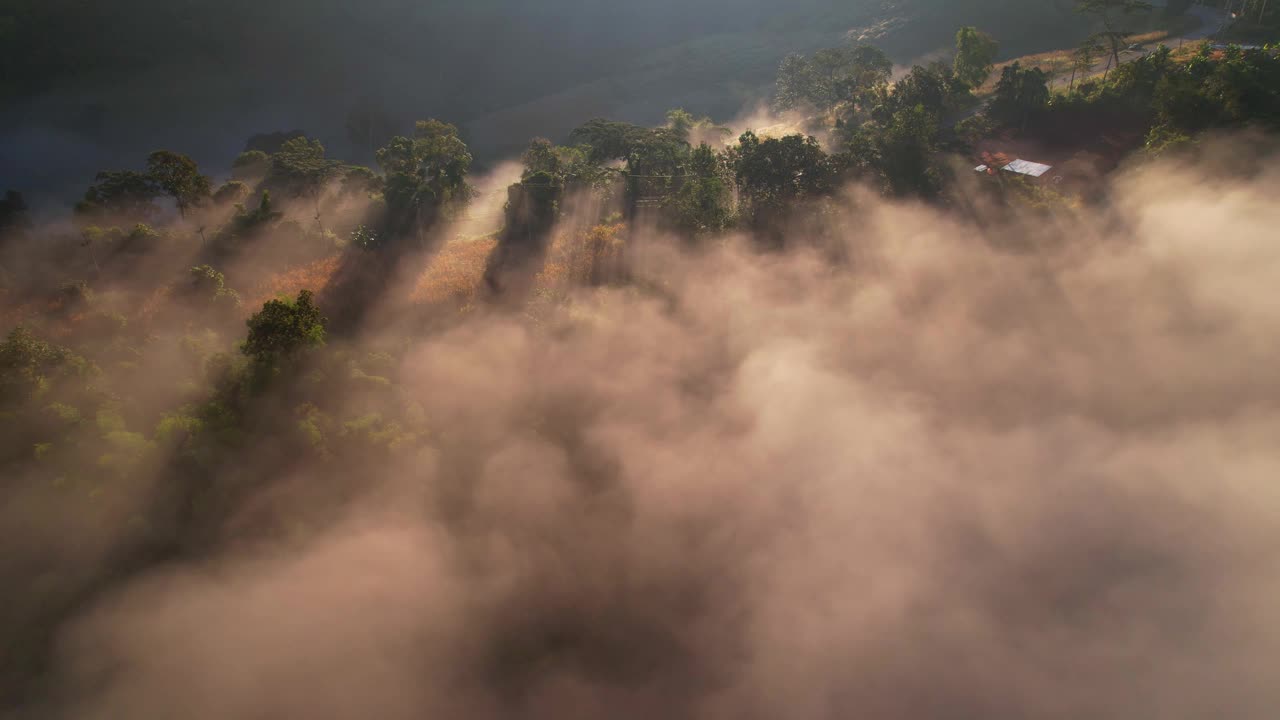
[0,326,86,408]
[729,131,835,242]
[231,150,270,181]
[242,290,326,365]
[213,181,252,206]
[375,119,474,240]
[267,137,341,233]
[849,104,943,198]
[990,62,1051,129]
[774,43,893,112]
[954,27,1000,89]
[665,108,731,143]
[75,170,159,220]
[869,62,969,126]
[667,143,734,237]
[188,265,241,309]
[775,54,817,111]
[146,150,211,218]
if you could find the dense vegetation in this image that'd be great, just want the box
[1,0,1279,710]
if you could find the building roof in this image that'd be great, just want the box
[1002,159,1053,178]
[974,164,989,172]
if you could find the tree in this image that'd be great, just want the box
[375,119,474,241]
[666,108,731,144]
[954,27,1000,89]
[869,62,969,126]
[75,170,159,220]
[729,131,835,242]
[1076,0,1154,68]
[146,150,211,218]
[775,54,817,111]
[242,290,326,365]
[569,118,654,163]
[849,104,943,198]
[231,150,270,181]
[990,62,1051,129]
[569,118,691,218]
[774,43,892,112]
[0,326,85,408]
[266,137,341,232]
[187,264,241,309]
[667,143,734,237]
[213,181,252,206]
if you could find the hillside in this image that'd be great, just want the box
[4,4,1280,717]
[1,0,1088,206]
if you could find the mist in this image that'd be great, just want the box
[4,142,1279,719]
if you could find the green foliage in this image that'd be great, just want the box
[213,181,252,206]
[242,290,327,365]
[730,131,835,239]
[231,150,270,181]
[572,120,698,213]
[1148,44,1280,148]
[188,265,242,308]
[0,327,89,408]
[375,119,475,239]
[667,143,735,236]
[665,108,731,143]
[954,27,1000,89]
[849,104,944,198]
[220,191,283,243]
[990,62,1051,128]
[774,43,893,111]
[75,170,159,220]
[267,137,341,201]
[340,166,381,196]
[146,150,211,217]
[870,62,972,126]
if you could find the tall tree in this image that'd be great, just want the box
[954,27,1000,89]
[267,137,341,233]
[375,119,474,241]
[729,131,835,243]
[773,43,892,112]
[242,289,326,366]
[146,150,211,218]
[990,62,1051,130]
[75,170,160,220]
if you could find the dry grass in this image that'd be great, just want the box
[536,223,627,292]
[248,254,342,310]
[977,12,1205,95]
[409,237,496,306]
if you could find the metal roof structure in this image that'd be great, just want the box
[1002,159,1053,178]
[973,164,989,173]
